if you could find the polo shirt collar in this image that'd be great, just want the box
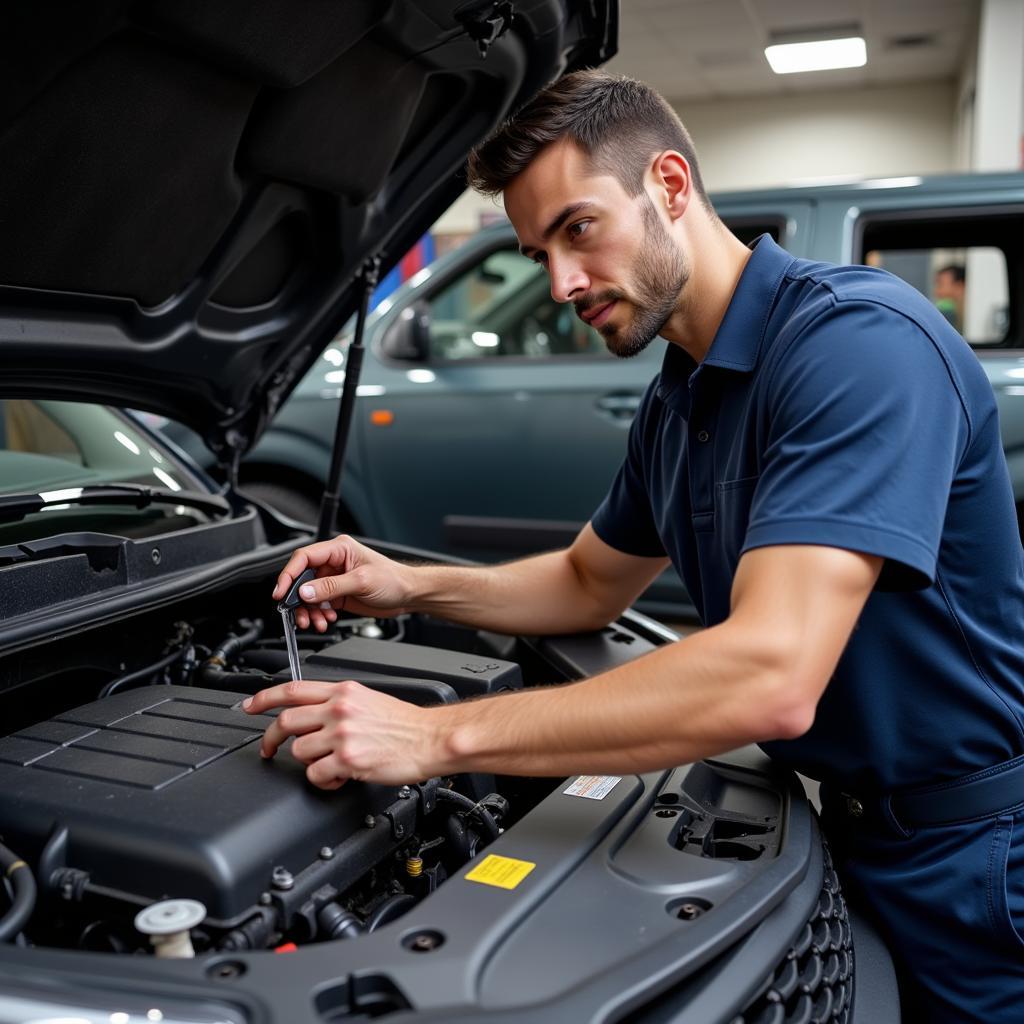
[657,234,795,404]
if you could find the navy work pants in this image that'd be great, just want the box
[821,798,1024,1022]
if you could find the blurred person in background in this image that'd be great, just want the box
[933,263,966,331]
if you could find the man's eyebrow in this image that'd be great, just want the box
[518,202,594,258]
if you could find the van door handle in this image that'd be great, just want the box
[595,391,642,423]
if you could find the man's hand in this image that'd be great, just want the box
[272,535,415,632]
[243,680,442,788]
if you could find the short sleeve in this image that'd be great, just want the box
[742,298,970,590]
[591,380,667,558]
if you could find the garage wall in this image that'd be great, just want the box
[434,187,506,237]
[433,80,958,234]
[674,80,958,192]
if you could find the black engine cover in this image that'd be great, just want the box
[0,686,389,922]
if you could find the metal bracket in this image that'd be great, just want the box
[456,1,516,58]
[383,810,407,841]
[414,778,439,816]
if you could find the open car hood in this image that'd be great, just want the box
[0,0,615,469]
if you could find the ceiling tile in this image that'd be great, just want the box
[608,0,977,102]
[639,0,752,34]
[753,0,862,36]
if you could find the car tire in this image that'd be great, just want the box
[242,480,322,526]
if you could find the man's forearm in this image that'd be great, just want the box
[404,549,614,635]
[413,545,881,779]
[421,616,808,778]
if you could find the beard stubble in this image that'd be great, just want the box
[584,197,689,359]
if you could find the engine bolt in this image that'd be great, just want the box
[677,902,704,921]
[364,814,377,828]
[271,866,294,891]
[319,846,335,860]
[258,892,272,905]
[402,928,445,954]
[397,786,412,799]
[209,961,245,980]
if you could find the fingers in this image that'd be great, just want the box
[243,679,339,716]
[245,680,361,758]
[306,755,349,790]
[271,536,356,601]
[259,702,330,758]
[295,566,365,607]
[295,604,320,632]
[289,727,339,765]
[297,601,339,633]
[306,753,350,790]
[272,551,310,602]
[245,679,429,789]
[272,536,367,634]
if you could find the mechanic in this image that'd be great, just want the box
[245,71,1024,1021]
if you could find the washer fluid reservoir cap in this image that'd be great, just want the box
[135,898,207,936]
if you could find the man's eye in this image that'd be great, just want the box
[568,220,591,240]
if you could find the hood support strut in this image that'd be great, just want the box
[317,257,381,541]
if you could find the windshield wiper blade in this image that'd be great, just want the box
[0,485,231,524]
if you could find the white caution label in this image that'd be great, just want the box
[563,775,621,800]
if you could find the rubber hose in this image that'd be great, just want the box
[436,788,500,841]
[365,894,416,932]
[98,646,185,699]
[235,649,290,674]
[195,666,273,692]
[318,903,364,941]
[206,618,264,667]
[0,843,36,943]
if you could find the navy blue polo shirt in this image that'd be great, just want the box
[592,235,1024,793]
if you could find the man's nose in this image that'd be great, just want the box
[548,254,589,304]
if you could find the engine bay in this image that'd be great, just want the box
[0,583,663,958]
[0,565,858,1024]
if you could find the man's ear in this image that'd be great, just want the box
[648,150,691,222]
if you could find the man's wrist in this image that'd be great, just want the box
[420,701,479,777]
[404,563,457,615]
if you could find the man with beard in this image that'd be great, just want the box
[245,72,1024,1021]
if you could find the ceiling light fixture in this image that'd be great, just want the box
[765,26,866,75]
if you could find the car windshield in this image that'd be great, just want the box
[0,400,212,542]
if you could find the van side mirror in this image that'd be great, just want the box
[380,302,431,361]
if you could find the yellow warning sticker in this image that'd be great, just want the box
[464,854,536,890]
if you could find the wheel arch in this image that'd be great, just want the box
[239,428,372,533]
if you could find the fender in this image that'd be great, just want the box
[243,426,377,535]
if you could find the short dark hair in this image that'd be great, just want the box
[467,70,712,208]
[937,264,966,284]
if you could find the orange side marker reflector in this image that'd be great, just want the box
[274,942,298,953]
[370,409,395,426]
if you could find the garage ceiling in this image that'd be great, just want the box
[606,0,979,102]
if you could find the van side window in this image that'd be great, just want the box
[722,219,783,247]
[427,248,607,361]
[859,213,1018,348]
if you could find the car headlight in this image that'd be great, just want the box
[0,991,245,1024]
